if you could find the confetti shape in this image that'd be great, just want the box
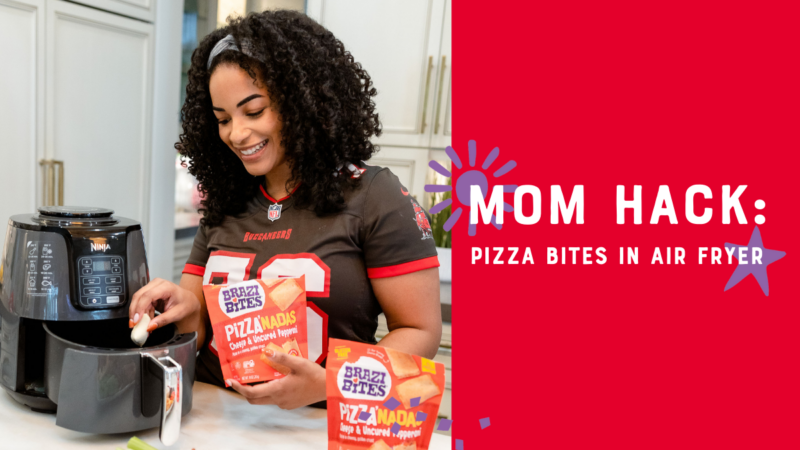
[480,417,491,429]
[359,411,371,421]
[410,397,421,407]
[415,412,428,422]
[391,422,401,435]
[456,439,464,450]
[436,419,452,431]
[421,357,436,374]
[383,397,400,411]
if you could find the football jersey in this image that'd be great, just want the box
[183,165,440,387]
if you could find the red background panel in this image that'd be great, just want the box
[453,1,800,448]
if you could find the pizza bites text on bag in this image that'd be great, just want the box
[204,277,308,384]
[327,338,446,450]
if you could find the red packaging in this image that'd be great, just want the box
[327,338,446,450]
[204,277,308,384]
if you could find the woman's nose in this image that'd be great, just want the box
[229,117,251,145]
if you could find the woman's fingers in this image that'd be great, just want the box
[129,278,167,321]
[227,379,280,405]
[147,300,195,331]
[129,278,182,324]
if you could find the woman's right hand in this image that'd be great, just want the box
[128,278,201,332]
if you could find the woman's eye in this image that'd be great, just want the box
[217,118,230,125]
[246,109,265,118]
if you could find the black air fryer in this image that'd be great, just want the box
[0,207,196,445]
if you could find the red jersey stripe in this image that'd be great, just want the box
[182,263,206,277]
[366,255,440,279]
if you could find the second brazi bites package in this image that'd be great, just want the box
[327,338,446,450]
[203,277,308,385]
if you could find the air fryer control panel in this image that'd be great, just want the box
[71,232,127,309]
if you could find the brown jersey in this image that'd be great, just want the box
[183,165,439,387]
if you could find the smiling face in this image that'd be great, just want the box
[209,64,287,177]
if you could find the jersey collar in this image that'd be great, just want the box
[259,182,301,204]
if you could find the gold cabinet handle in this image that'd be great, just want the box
[434,55,447,134]
[38,159,64,206]
[53,160,64,206]
[420,56,434,134]
[39,160,52,206]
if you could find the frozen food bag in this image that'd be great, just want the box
[204,277,308,384]
[327,338,446,450]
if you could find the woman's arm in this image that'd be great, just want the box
[129,275,206,346]
[372,267,442,359]
[175,274,208,348]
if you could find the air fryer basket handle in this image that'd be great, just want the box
[142,352,182,446]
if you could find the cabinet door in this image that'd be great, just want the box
[367,145,431,203]
[0,0,45,245]
[46,0,154,234]
[430,0,451,150]
[66,0,155,22]
[317,0,447,148]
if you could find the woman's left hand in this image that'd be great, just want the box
[227,350,327,409]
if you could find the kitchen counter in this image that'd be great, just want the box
[0,382,452,449]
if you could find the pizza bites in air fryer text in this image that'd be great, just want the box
[327,339,446,450]
[204,277,308,385]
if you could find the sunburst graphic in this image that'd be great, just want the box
[425,140,517,236]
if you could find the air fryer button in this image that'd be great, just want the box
[83,287,101,295]
[88,297,100,304]
[80,258,91,266]
[106,286,122,294]
[106,296,120,304]
[83,277,101,285]
[111,267,122,274]
[106,276,121,284]
[81,268,92,275]
[111,257,122,264]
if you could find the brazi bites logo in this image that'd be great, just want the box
[430,140,787,295]
[337,357,392,401]
[220,280,264,318]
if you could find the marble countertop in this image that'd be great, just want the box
[0,382,451,449]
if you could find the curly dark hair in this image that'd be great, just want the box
[178,10,381,227]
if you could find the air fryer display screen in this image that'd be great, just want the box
[93,260,111,272]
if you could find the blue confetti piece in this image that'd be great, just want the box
[359,411,371,421]
[383,397,400,411]
[479,417,491,429]
[456,439,464,450]
[390,422,401,435]
[416,412,427,422]
[436,418,452,431]
[410,397,421,407]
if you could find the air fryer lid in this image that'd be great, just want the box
[38,206,114,218]
[34,206,118,226]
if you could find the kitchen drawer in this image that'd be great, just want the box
[69,0,155,22]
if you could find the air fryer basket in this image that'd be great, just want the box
[43,318,196,435]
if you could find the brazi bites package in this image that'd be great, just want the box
[204,277,308,385]
[326,338,446,450]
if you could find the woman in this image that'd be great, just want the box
[129,10,442,410]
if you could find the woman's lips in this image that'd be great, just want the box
[239,139,268,160]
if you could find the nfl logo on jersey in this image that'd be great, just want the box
[268,204,282,221]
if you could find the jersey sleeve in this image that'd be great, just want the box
[182,225,210,277]
[362,169,440,278]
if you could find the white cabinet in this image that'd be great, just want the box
[310,0,450,149]
[0,0,45,244]
[430,0,451,150]
[367,145,431,202]
[0,0,181,280]
[306,0,452,203]
[45,0,155,232]
[67,0,155,22]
